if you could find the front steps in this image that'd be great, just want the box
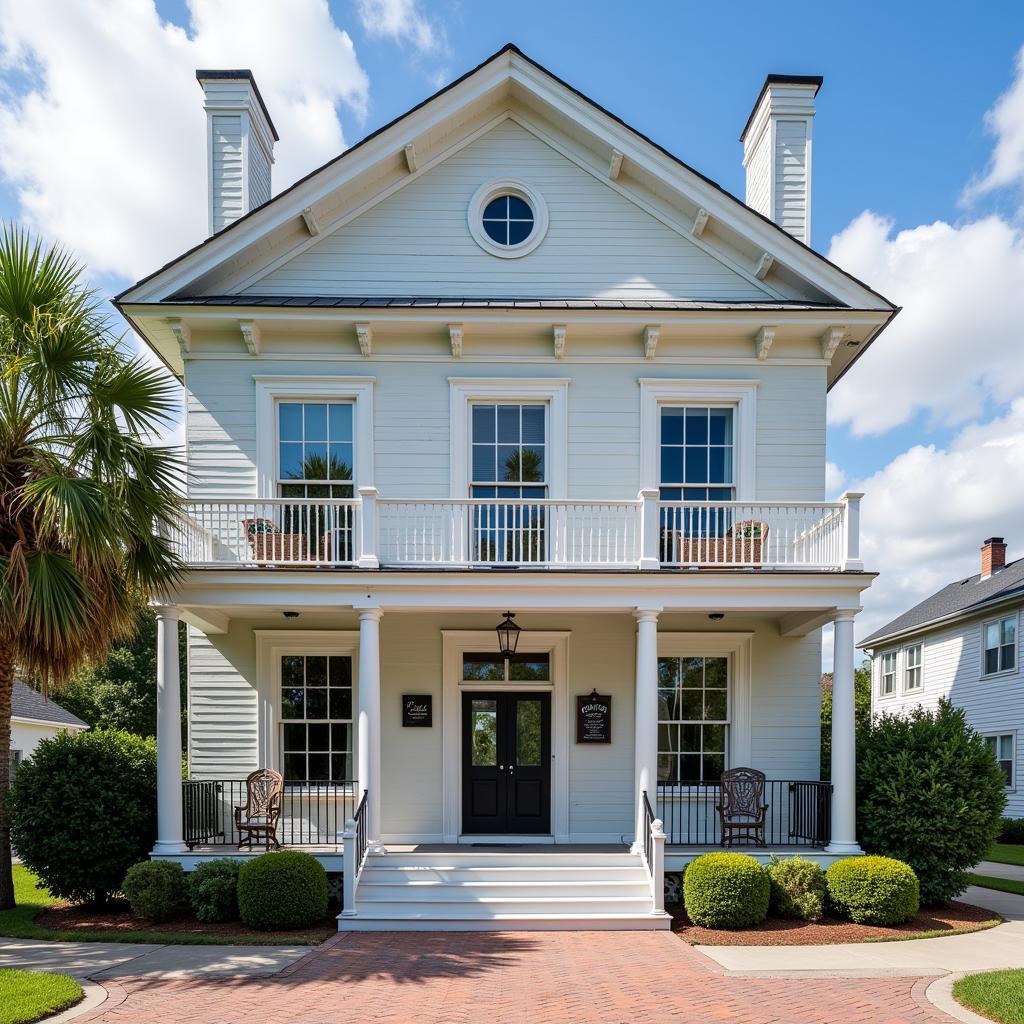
[338,849,671,931]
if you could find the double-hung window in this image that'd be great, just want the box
[470,403,546,561]
[984,616,1017,676]
[985,734,1015,789]
[657,655,729,784]
[659,407,735,502]
[904,645,922,691]
[277,402,354,498]
[280,654,353,782]
[880,652,897,696]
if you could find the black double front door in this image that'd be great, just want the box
[462,692,551,834]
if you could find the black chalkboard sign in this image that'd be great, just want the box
[402,695,432,727]
[576,690,611,743]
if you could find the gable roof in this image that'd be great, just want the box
[12,679,89,730]
[860,556,1024,647]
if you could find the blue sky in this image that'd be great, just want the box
[1,0,1024,643]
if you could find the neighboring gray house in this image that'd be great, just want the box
[11,679,89,774]
[860,538,1023,818]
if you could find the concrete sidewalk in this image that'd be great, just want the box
[975,859,1024,882]
[698,885,1024,977]
[0,937,311,980]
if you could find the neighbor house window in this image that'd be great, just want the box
[277,402,354,498]
[983,616,1017,675]
[985,734,1015,788]
[280,654,353,782]
[657,656,729,784]
[904,645,922,691]
[880,652,897,696]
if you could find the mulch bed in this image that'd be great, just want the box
[668,900,999,945]
[35,899,335,943]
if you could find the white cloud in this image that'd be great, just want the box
[0,0,369,281]
[963,44,1024,202]
[824,461,847,497]
[827,211,1024,436]
[357,0,444,54]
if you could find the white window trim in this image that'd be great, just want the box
[254,630,360,784]
[468,178,550,259]
[983,730,1016,791]
[449,378,569,499]
[980,611,1020,680]
[656,631,753,788]
[255,377,375,499]
[903,643,923,693]
[440,630,571,844]
[878,650,898,699]
[638,379,758,498]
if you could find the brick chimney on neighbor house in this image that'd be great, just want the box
[981,537,1007,579]
[741,75,822,245]
[196,70,279,236]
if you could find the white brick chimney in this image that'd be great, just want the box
[741,75,822,245]
[196,70,279,236]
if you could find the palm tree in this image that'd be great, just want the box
[0,224,184,909]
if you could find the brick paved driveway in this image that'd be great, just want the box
[79,931,950,1024]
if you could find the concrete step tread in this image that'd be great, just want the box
[355,894,651,905]
[359,879,649,888]
[341,912,671,921]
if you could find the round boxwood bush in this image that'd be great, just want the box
[766,855,827,921]
[826,855,920,925]
[683,853,770,928]
[237,851,328,930]
[189,858,242,923]
[122,860,189,921]
[9,729,157,905]
[858,700,1005,904]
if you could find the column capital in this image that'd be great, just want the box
[833,609,859,624]
[358,607,384,623]
[151,601,180,621]
[633,607,662,625]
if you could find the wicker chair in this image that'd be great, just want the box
[671,520,769,567]
[243,517,325,563]
[716,767,769,847]
[234,768,285,849]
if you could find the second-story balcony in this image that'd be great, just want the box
[169,492,863,572]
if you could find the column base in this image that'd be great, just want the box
[151,841,189,856]
[824,841,863,856]
[368,839,387,854]
[629,840,644,856]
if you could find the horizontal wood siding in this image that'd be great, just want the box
[211,114,244,234]
[249,140,272,209]
[245,120,770,301]
[871,608,1024,817]
[774,120,808,240]
[745,133,771,220]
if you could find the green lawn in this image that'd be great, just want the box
[987,844,1024,867]
[954,969,1024,1024]
[0,969,82,1024]
[0,865,320,946]
[968,873,1024,896]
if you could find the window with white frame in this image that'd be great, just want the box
[470,404,546,500]
[904,644,922,691]
[985,733,1015,788]
[659,407,735,502]
[984,616,1017,675]
[880,651,897,696]
[280,654,353,782]
[277,401,354,498]
[657,655,729,784]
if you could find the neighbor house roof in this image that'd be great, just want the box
[12,679,89,730]
[859,556,1024,648]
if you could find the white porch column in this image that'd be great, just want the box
[633,608,661,851]
[826,611,863,855]
[357,608,383,850]
[153,603,186,855]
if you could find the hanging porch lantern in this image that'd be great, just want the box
[495,611,521,662]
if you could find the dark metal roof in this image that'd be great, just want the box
[740,74,825,142]
[195,69,280,141]
[12,679,89,729]
[157,295,851,312]
[860,556,1024,647]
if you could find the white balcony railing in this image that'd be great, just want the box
[171,492,863,572]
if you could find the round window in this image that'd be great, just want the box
[468,179,549,258]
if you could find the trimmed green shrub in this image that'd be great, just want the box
[189,859,242,923]
[766,855,827,921]
[683,853,770,928]
[857,700,1006,904]
[122,860,189,922]
[826,856,919,925]
[237,851,328,930]
[9,729,157,905]
[999,819,1024,845]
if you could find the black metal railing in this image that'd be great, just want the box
[353,788,369,870]
[656,779,832,848]
[182,779,356,849]
[641,790,655,869]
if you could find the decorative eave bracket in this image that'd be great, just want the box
[301,206,321,236]
[821,326,846,362]
[643,324,660,361]
[692,208,709,238]
[755,325,776,361]
[165,317,191,353]
[238,319,260,356]
[403,143,418,173]
[754,253,775,280]
[608,149,624,180]
[355,322,373,357]
[448,323,464,359]
[553,324,567,360]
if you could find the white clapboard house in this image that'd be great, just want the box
[119,45,896,930]
[861,537,1024,819]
